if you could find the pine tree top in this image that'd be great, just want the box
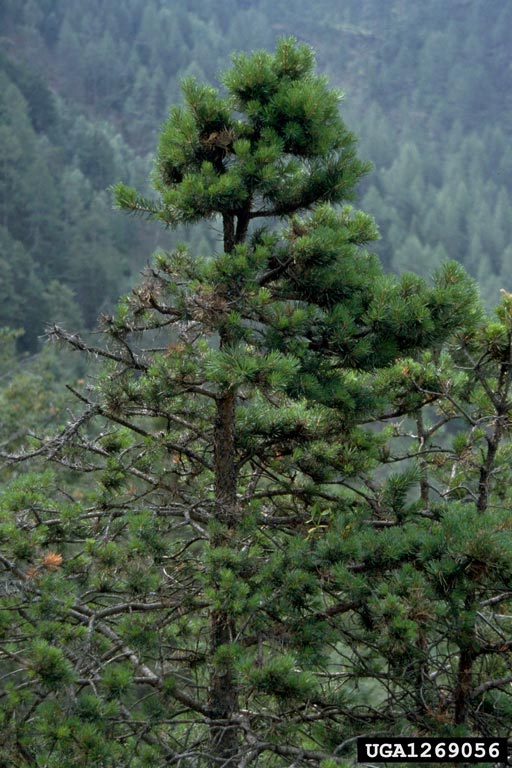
[114,37,370,231]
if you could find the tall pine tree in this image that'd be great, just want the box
[0,39,479,767]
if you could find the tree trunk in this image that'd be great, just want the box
[207,215,240,764]
[454,645,475,725]
[208,390,239,764]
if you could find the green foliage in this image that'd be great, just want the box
[29,639,75,689]
[0,51,150,351]
[1,0,511,356]
[248,654,318,700]
[1,5,512,766]
[101,664,133,699]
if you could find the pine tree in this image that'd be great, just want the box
[358,291,512,737]
[0,39,479,767]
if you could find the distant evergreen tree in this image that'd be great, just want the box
[0,42,152,350]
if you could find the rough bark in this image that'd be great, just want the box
[207,214,241,765]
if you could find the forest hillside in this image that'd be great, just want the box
[2,8,512,766]
[1,0,511,357]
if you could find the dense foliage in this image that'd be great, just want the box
[2,2,512,765]
[0,0,511,354]
[3,39,512,768]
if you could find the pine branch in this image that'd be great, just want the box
[112,183,185,226]
[48,324,149,370]
[68,604,210,716]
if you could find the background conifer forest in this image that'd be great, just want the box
[1,3,512,767]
